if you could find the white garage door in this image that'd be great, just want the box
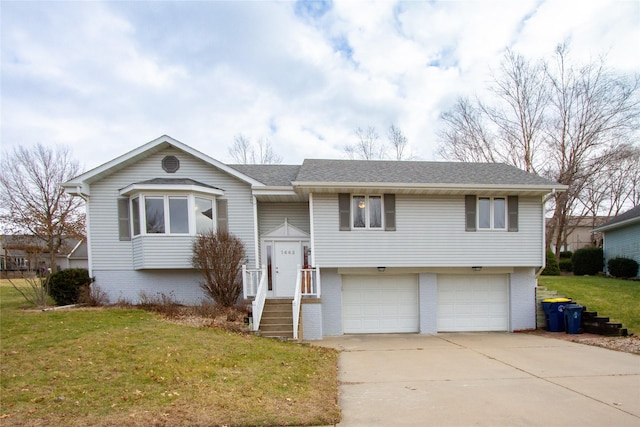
[438,274,509,332]
[343,275,418,333]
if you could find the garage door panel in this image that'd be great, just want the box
[343,275,418,334]
[438,274,509,332]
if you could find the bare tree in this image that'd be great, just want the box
[228,134,283,165]
[192,230,246,307]
[387,124,415,160]
[344,126,386,160]
[438,44,640,256]
[0,144,85,273]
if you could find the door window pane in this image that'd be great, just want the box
[493,198,506,229]
[145,197,165,233]
[369,196,382,228]
[195,197,214,234]
[353,196,366,228]
[478,198,491,229]
[169,197,189,233]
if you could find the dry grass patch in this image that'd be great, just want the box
[0,280,340,426]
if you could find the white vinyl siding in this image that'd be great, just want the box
[88,147,257,271]
[257,202,310,236]
[437,274,509,332]
[312,193,543,268]
[342,275,418,333]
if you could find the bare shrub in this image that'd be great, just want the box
[192,230,246,307]
[8,274,51,308]
[78,283,110,306]
[137,291,181,318]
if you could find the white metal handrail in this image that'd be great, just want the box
[300,265,321,298]
[292,265,303,340]
[242,265,263,298]
[250,265,267,332]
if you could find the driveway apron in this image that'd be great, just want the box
[315,333,640,426]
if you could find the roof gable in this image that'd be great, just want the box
[63,135,264,195]
[594,205,640,232]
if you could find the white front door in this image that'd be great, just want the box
[273,241,301,298]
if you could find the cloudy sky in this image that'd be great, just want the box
[2,0,639,171]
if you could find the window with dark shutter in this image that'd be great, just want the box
[465,195,476,232]
[508,196,519,232]
[384,194,396,231]
[216,199,228,233]
[338,193,351,231]
[117,198,131,241]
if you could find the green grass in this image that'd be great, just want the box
[0,279,340,426]
[539,275,640,334]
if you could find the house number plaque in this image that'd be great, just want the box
[280,250,296,255]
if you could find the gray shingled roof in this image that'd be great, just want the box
[229,165,301,186]
[294,159,558,186]
[595,205,640,231]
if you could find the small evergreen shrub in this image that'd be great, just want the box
[559,251,573,259]
[572,247,604,276]
[607,257,639,278]
[541,250,561,276]
[559,258,573,272]
[48,269,94,306]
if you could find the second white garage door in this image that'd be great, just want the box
[437,274,509,332]
[343,275,418,334]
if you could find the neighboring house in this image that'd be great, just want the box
[593,205,640,276]
[0,235,85,273]
[63,135,565,339]
[546,216,610,253]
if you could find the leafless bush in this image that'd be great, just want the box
[192,230,246,307]
[137,291,181,318]
[8,274,51,308]
[78,283,110,306]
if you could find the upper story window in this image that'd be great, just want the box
[466,195,518,232]
[353,195,382,229]
[130,194,214,236]
[478,197,506,230]
[118,178,225,240]
[339,193,395,231]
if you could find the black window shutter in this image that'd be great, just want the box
[117,198,131,241]
[338,193,351,231]
[217,199,229,233]
[508,196,519,232]
[384,194,396,231]
[465,195,476,232]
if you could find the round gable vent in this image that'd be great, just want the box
[162,155,180,173]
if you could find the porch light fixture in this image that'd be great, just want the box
[472,266,482,272]
[358,200,366,209]
[377,267,386,272]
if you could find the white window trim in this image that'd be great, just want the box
[129,192,216,237]
[352,195,384,230]
[477,196,507,231]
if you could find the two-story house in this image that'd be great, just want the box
[63,135,565,339]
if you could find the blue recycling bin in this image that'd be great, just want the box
[564,304,583,334]
[542,298,571,332]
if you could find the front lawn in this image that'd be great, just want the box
[539,275,640,334]
[0,279,340,426]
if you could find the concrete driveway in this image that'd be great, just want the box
[315,333,640,426]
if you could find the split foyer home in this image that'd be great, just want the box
[63,135,566,339]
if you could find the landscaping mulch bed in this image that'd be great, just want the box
[527,329,640,355]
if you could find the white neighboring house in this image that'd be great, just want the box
[63,135,566,339]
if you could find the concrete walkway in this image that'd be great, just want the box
[314,333,640,426]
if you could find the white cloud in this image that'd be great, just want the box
[1,0,638,169]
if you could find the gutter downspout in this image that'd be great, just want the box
[536,188,556,278]
[76,187,93,278]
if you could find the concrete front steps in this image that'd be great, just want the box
[259,299,294,339]
[536,285,628,336]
